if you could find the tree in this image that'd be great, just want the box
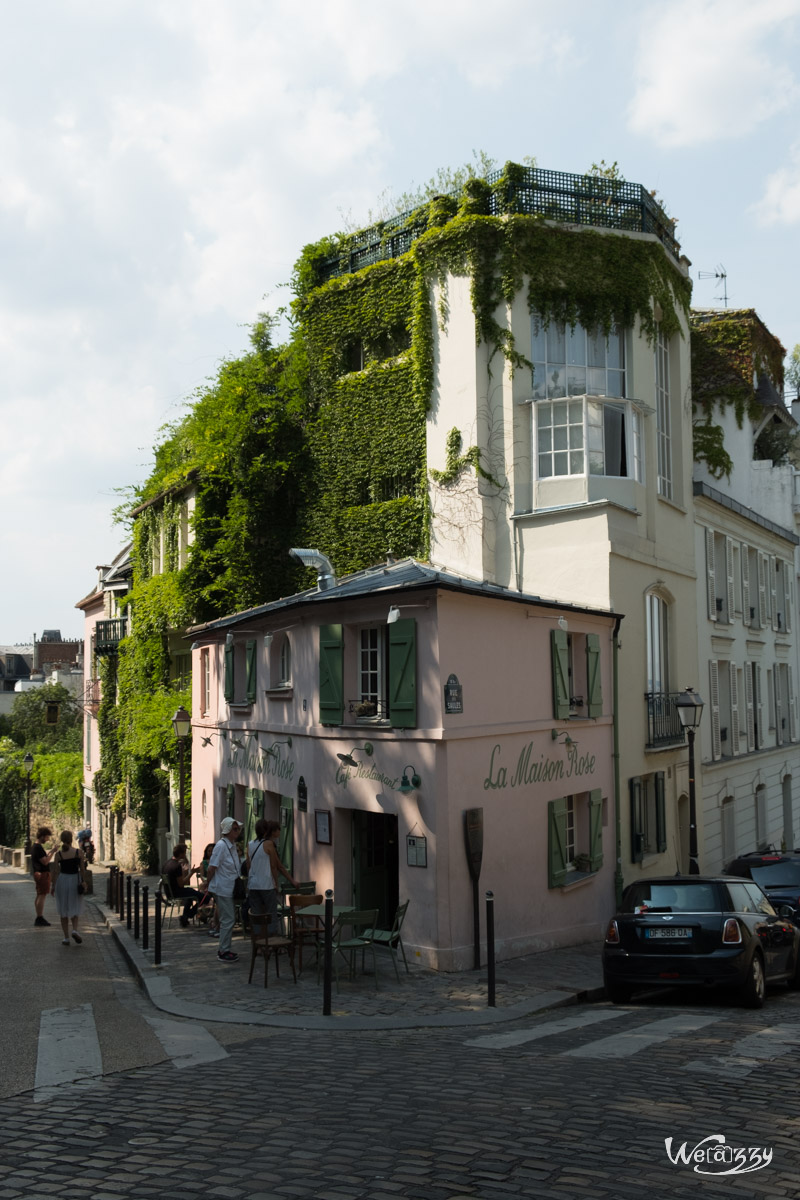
[6,683,82,753]
[786,344,800,401]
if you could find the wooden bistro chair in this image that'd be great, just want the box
[372,900,411,980]
[278,879,317,935]
[248,911,297,987]
[288,893,324,974]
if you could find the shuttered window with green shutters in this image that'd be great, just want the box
[586,634,603,717]
[388,617,417,728]
[548,796,569,888]
[630,776,644,862]
[588,789,604,870]
[245,639,257,703]
[551,629,570,719]
[319,625,344,725]
[654,771,667,853]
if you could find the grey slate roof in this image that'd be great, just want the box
[187,557,618,638]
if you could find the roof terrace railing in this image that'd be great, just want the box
[318,165,679,284]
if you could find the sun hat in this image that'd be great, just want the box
[220,816,241,834]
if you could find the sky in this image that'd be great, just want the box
[3,0,800,643]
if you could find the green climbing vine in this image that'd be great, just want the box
[429,429,502,487]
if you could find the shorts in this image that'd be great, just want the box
[34,871,51,896]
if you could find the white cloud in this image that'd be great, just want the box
[628,0,800,147]
[752,140,800,224]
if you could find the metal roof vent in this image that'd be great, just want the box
[289,548,337,592]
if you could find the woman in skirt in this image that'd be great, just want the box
[51,830,87,945]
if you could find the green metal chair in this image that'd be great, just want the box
[329,909,380,991]
[372,900,410,980]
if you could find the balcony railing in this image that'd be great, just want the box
[645,692,687,749]
[95,618,127,655]
[318,165,680,284]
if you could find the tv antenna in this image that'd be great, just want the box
[698,264,728,308]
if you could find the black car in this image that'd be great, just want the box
[602,875,800,1008]
[724,851,800,925]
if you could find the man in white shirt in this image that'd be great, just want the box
[206,817,243,962]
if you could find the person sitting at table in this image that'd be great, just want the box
[162,843,202,928]
[247,818,297,934]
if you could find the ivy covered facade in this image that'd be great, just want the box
[84,163,800,915]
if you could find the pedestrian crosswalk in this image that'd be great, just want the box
[33,1003,228,1102]
[466,1006,800,1078]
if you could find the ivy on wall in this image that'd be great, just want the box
[690,309,787,479]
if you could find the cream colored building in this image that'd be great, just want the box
[425,231,700,889]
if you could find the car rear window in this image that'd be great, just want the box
[749,862,800,888]
[620,882,719,913]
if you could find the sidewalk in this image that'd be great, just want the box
[90,869,606,1031]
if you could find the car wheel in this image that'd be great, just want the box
[740,952,766,1009]
[605,980,633,1005]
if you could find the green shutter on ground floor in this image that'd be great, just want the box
[630,777,643,863]
[548,796,568,888]
[588,789,603,870]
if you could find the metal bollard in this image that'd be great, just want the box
[134,879,140,940]
[117,870,124,919]
[126,875,132,929]
[142,886,149,951]
[106,865,114,907]
[486,891,496,1008]
[154,892,161,965]
[322,889,333,1017]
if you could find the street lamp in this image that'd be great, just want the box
[23,752,34,857]
[675,687,705,876]
[171,706,191,843]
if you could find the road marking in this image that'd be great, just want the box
[144,1015,229,1069]
[466,1008,626,1049]
[564,1012,719,1058]
[684,1024,800,1079]
[34,1004,103,1101]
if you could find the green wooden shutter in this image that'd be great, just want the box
[655,771,667,853]
[226,783,235,818]
[551,629,570,719]
[630,777,644,863]
[253,788,264,817]
[389,618,417,728]
[245,639,257,703]
[319,624,343,726]
[547,797,568,888]
[588,789,604,871]
[586,633,602,718]
[224,644,234,702]
[244,788,256,845]
[279,796,294,873]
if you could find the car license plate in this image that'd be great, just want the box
[645,927,691,938]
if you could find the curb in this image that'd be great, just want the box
[89,898,605,1031]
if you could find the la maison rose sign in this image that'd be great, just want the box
[483,739,596,791]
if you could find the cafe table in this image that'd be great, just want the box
[294,904,357,979]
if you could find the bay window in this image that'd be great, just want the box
[536,396,643,481]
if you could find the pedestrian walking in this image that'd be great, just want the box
[206,817,243,962]
[51,831,88,945]
[31,826,55,927]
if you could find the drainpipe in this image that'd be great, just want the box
[289,548,336,591]
[612,616,624,907]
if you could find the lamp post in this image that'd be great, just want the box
[23,752,34,857]
[675,687,705,876]
[171,707,191,843]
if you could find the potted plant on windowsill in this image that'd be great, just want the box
[355,701,377,719]
[571,853,592,874]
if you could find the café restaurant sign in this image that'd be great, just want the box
[484,739,596,791]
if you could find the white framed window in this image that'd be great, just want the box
[279,637,292,686]
[655,327,672,499]
[531,317,625,400]
[535,397,643,481]
[565,795,576,863]
[646,592,669,693]
[359,627,387,713]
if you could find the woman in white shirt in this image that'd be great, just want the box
[247,818,297,934]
